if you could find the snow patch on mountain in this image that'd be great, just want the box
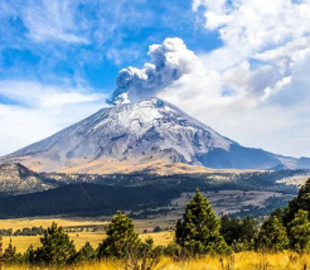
[3,97,310,172]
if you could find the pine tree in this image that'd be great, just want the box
[257,216,289,252]
[220,216,242,246]
[175,189,230,256]
[220,215,257,251]
[76,242,96,262]
[24,245,36,264]
[125,237,162,270]
[3,238,17,265]
[34,222,76,265]
[0,234,3,270]
[97,211,141,259]
[285,178,310,225]
[288,209,310,253]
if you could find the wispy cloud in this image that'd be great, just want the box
[0,0,89,44]
[0,80,103,107]
[0,80,107,155]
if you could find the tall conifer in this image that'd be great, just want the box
[0,234,3,270]
[175,189,230,255]
[34,222,76,265]
[288,210,310,253]
[97,211,141,259]
[257,216,289,252]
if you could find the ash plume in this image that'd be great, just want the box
[108,38,198,105]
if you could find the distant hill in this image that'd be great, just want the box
[2,98,309,174]
[0,183,181,218]
[0,163,59,196]
[0,167,307,218]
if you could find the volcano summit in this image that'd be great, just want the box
[2,98,310,174]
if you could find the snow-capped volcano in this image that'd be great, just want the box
[3,98,310,173]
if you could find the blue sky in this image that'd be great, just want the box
[0,0,220,94]
[1,0,310,157]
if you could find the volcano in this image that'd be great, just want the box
[2,98,310,174]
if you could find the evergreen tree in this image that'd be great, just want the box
[220,216,242,246]
[24,245,36,264]
[271,207,288,225]
[125,237,162,270]
[257,216,289,252]
[3,238,17,265]
[284,178,310,225]
[97,211,141,259]
[76,242,96,262]
[0,234,3,270]
[220,216,257,251]
[34,222,76,265]
[288,209,310,253]
[175,189,230,256]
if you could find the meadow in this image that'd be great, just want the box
[0,217,173,252]
[1,218,310,270]
[4,252,310,270]
[1,183,309,270]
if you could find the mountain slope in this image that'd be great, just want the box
[2,98,309,173]
[0,163,59,196]
[0,183,181,218]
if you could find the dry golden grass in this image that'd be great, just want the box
[140,231,173,246]
[1,232,106,253]
[0,218,107,230]
[4,218,310,270]
[1,231,173,253]
[4,252,310,270]
[0,217,174,253]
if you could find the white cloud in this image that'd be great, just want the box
[0,81,103,107]
[1,0,310,158]
[0,81,107,155]
[24,0,89,44]
[196,0,310,71]
[162,0,310,157]
[0,0,89,44]
[106,1,310,158]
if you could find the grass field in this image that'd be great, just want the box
[1,231,173,253]
[0,217,108,230]
[2,218,310,269]
[0,217,174,253]
[4,252,310,270]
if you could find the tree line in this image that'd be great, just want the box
[0,226,45,237]
[1,179,310,269]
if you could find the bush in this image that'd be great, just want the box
[153,226,162,233]
[125,237,162,270]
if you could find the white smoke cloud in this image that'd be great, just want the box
[105,0,310,157]
[108,38,201,105]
